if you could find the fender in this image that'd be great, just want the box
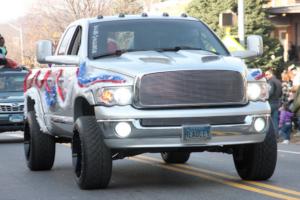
[25,87,50,134]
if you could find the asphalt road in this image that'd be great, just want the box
[1,132,300,200]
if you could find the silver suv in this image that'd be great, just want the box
[24,14,276,190]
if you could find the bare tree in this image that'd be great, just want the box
[113,0,143,14]
[3,0,163,66]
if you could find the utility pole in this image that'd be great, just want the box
[7,23,24,64]
[238,0,245,46]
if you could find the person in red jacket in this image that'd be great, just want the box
[0,34,19,69]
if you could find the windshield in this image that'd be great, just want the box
[88,19,229,59]
[0,73,26,92]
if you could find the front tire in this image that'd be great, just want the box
[233,124,277,180]
[24,111,55,171]
[161,152,190,164]
[72,116,112,189]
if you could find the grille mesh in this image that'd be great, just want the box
[0,104,24,112]
[141,116,246,127]
[138,70,245,108]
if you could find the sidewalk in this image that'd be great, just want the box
[291,135,300,144]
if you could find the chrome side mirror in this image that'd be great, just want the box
[36,40,53,64]
[232,35,263,59]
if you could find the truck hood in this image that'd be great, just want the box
[0,92,24,103]
[88,50,247,78]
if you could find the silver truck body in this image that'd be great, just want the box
[25,15,270,150]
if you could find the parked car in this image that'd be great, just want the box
[0,67,27,133]
[24,14,276,189]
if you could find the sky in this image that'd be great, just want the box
[0,0,35,23]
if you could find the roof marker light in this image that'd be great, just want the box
[141,13,148,17]
[119,13,125,18]
[181,13,188,18]
[162,12,169,17]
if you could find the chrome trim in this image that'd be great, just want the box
[0,103,24,113]
[95,101,270,120]
[104,135,266,149]
[50,115,73,124]
[101,115,269,149]
[133,70,248,108]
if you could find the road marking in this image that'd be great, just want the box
[138,155,300,197]
[131,156,300,200]
[278,150,300,155]
[59,144,300,198]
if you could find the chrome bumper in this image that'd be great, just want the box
[94,102,270,149]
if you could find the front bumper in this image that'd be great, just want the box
[94,102,270,149]
[0,113,24,133]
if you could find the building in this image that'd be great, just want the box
[267,0,300,63]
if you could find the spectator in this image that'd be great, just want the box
[289,65,300,94]
[281,70,292,104]
[279,103,294,144]
[288,42,298,61]
[291,85,300,137]
[265,69,282,135]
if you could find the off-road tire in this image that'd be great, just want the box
[233,123,277,180]
[161,152,190,164]
[72,116,112,190]
[24,111,55,170]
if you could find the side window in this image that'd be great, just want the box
[68,27,82,55]
[57,26,76,55]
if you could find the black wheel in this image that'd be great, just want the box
[72,116,112,189]
[233,123,277,180]
[24,111,55,170]
[161,152,190,164]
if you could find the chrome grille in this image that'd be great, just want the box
[136,70,245,108]
[0,104,24,112]
[141,115,246,127]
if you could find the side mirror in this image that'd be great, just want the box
[231,35,263,59]
[36,40,79,65]
[36,40,53,64]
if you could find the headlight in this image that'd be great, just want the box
[247,82,269,101]
[96,87,133,106]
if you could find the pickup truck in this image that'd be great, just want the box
[24,14,277,190]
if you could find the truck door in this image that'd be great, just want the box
[45,26,82,136]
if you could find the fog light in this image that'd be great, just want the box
[115,122,131,138]
[254,118,266,132]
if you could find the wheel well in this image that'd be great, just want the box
[74,97,95,121]
[27,97,35,112]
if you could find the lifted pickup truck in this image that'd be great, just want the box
[24,14,276,189]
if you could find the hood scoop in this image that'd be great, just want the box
[201,55,220,63]
[139,57,171,64]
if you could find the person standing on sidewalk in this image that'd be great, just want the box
[279,103,294,144]
[291,84,300,137]
[265,69,282,136]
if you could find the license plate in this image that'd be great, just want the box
[182,125,211,143]
[9,114,24,123]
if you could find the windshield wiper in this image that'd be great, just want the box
[93,50,126,59]
[156,46,219,55]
